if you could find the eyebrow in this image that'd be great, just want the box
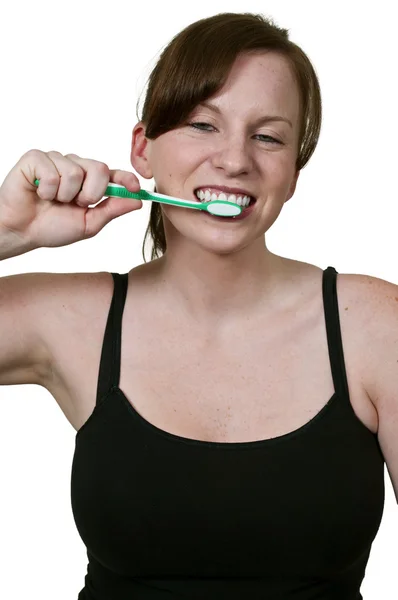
[197,100,293,129]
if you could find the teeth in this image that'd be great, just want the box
[195,189,251,207]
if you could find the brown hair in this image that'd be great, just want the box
[137,12,322,262]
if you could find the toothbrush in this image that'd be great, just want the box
[33,180,242,217]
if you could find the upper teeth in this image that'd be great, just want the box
[195,189,251,207]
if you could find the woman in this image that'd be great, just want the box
[0,11,396,600]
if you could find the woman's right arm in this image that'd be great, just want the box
[0,148,143,387]
[0,272,53,387]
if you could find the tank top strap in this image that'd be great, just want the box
[322,266,350,402]
[95,272,129,406]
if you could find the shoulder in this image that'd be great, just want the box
[338,270,398,333]
[339,269,397,302]
[339,270,398,405]
[36,270,114,316]
[331,269,397,328]
[34,264,156,339]
[31,271,115,360]
[37,266,154,350]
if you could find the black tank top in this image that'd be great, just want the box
[71,266,385,600]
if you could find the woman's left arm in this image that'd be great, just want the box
[361,275,398,503]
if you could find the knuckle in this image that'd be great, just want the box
[46,174,60,186]
[27,148,42,156]
[69,166,83,180]
[95,161,110,176]
[23,148,43,161]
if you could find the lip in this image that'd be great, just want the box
[194,185,256,199]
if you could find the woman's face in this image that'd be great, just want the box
[131,51,301,254]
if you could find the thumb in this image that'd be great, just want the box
[84,196,143,237]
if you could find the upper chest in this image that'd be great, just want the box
[44,267,378,440]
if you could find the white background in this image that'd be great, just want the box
[0,0,397,598]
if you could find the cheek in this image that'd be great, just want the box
[268,159,295,185]
[171,146,197,169]
[155,149,191,180]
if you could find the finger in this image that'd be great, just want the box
[64,153,110,207]
[64,157,142,207]
[19,149,64,202]
[108,169,141,192]
[46,151,85,202]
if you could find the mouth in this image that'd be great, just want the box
[193,189,257,209]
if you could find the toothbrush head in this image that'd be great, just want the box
[206,200,241,217]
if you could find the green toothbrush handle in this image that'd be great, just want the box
[103,185,206,211]
[104,186,197,208]
[102,185,242,215]
[33,179,201,210]
[33,180,242,216]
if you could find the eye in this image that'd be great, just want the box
[255,134,283,145]
[188,122,283,144]
[188,122,214,131]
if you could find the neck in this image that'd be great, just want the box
[151,240,291,333]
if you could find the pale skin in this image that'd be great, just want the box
[129,50,398,501]
[130,51,301,336]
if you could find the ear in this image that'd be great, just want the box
[285,169,300,203]
[130,121,153,180]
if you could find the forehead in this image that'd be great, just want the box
[207,52,300,119]
[226,51,296,88]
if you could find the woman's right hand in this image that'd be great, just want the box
[0,149,143,249]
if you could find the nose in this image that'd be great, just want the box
[211,136,253,176]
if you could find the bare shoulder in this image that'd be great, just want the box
[18,270,115,385]
[37,269,116,345]
[336,269,398,329]
[0,269,117,391]
[287,261,395,406]
[336,269,398,404]
[26,269,114,329]
[39,270,114,316]
[338,268,397,299]
[20,262,159,385]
